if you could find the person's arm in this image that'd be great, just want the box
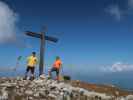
[35,57,38,65]
[60,61,62,68]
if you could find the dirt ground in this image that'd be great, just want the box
[71,80,133,97]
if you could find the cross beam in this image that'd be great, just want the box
[26,31,58,42]
[25,31,58,75]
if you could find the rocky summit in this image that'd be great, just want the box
[0,76,132,100]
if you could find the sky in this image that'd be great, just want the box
[0,0,133,76]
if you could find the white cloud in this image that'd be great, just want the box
[106,5,122,21]
[0,1,18,43]
[101,62,133,72]
[105,0,133,21]
[128,0,133,9]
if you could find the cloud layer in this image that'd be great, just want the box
[106,0,133,21]
[0,1,18,43]
[101,62,133,72]
[128,0,133,9]
[106,5,122,21]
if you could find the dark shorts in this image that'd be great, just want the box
[51,67,59,76]
[26,66,35,74]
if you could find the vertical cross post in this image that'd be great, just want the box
[39,32,45,75]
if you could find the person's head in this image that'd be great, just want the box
[32,52,36,57]
[56,56,60,60]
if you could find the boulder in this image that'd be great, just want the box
[126,95,133,100]
[48,93,57,99]
[25,90,33,96]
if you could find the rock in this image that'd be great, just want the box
[16,76,23,81]
[48,93,57,99]
[45,89,50,95]
[46,80,52,85]
[16,92,23,96]
[25,90,33,96]
[2,91,8,100]
[33,92,39,97]
[63,88,72,95]
[115,91,120,96]
[79,88,86,95]
[39,74,46,80]
[39,92,46,98]
[126,95,133,100]
[28,96,33,100]
[95,95,102,100]
[0,83,16,88]
[119,97,126,100]
[28,83,36,88]
[50,85,57,90]
[33,79,43,84]
[0,87,8,99]
[20,88,25,93]
[60,92,64,96]
[18,82,25,87]
[16,85,19,89]
[38,89,47,98]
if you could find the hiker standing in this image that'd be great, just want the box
[49,56,62,80]
[24,52,38,80]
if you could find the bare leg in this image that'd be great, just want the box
[56,69,60,81]
[48,69,52,78]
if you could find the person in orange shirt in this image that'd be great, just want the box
[49,56,62,80]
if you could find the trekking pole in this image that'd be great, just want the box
[14,60,19,71]
[61,65,64,76]
[60,65,65,81]
[14,56,22,71]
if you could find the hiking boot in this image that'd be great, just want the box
[55,76,60,81]
[23,76,27,80]
[29,76,35,81]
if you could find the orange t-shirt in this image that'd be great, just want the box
[53,60,62,69]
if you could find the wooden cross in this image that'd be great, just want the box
[25,31,58,75]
